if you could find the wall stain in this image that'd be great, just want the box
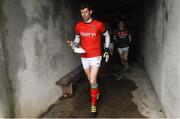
[163,1,168,22]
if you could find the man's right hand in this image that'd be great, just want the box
[67,40,72,46]
[67,40,79,49]
[67,40,85,53]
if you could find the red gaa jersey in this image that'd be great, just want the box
[75,20,106,58]
[114,29,130,48]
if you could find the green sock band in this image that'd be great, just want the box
[91,83,98,89]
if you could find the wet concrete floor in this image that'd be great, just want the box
[42,55,166,118]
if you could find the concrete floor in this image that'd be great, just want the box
[42,54,166,118]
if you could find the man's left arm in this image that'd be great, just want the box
[103,30,110,62]
[103,30,110,49]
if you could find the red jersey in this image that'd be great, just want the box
[75,20,105,58]
[114,29,130,48]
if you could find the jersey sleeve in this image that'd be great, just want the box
[75,23,80,35]
[99,22,106,34]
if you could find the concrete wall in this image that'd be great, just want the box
[0,1,14,117]
[163,0,180,117]
[2,0,80,117]
[139,0,180,117]
[0,35,11,118]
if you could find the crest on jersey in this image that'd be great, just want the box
[92,25,96,29]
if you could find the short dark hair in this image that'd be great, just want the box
[80,3,92,11]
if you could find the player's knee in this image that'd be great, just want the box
[90,80,96,85]
[124,57,128,61]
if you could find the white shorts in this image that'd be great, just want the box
[81,56,102,69]
[117,47,129,55]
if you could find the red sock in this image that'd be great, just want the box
[91,88,97,105]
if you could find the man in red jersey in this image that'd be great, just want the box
[71,3,110,117]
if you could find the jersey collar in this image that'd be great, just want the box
[84,18,93,24]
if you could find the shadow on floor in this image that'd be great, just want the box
[42,54,146,118]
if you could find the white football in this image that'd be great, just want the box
[73,47,86,54]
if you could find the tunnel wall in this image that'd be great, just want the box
[2,0,80,117]
[0,1,13,117]
[139,0,180,117]
[0,33,11,118]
